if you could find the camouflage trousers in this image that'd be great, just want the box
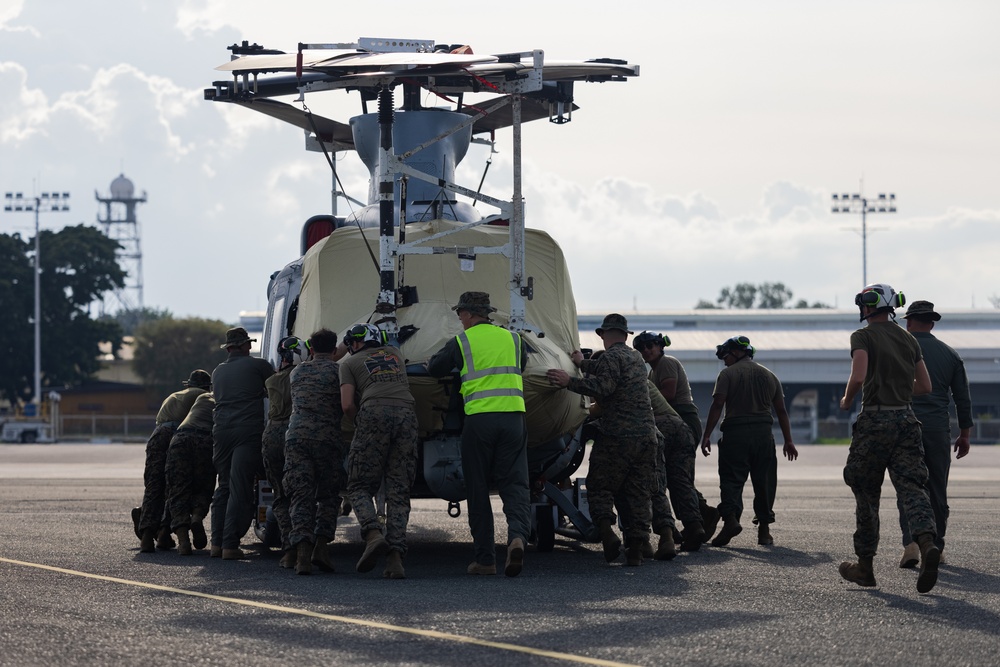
[844,410,935,557]
[165,428,216,531]
[284,435,348,547]
[139,423,177,532]
[261,419,292,549]
[656,415,702,529]
[717,421,778,524]
[589,433,656,540]
[346,404,418,554]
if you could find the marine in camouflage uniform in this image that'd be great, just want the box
[137,369,211,552]
[262,359,295,560]
[341,324,418,578]
[838,284,939,593]
[548,313,657,566]
[284,328,346,574]
[165,392,216,554]
[701,336,797,548]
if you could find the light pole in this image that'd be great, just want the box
[3,191,71,411]
[831,190,896,288]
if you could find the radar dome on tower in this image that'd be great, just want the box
[109,174,134,199]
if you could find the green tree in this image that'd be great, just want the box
[757,282,793,309]
[794,299,832,309]
[132,317,231,396]
[717,283,758,309]
[693,299,720,309]
[0,226,125,402]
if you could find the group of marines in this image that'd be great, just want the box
[134,285,972,594]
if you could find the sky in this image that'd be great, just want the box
[2,0,999,324]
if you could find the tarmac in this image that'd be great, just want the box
[1,443,998,667]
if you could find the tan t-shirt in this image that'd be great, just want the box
[850,321,923,407]
[713,357,783,423]
[339,345,414,406]
[649,355,694,407]
[156,386,206,424]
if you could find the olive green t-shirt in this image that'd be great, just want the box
[713,357,783,424]
[178,392,215,432]
[265,366,293,420]
[850,321,923,407]
[339,345,414,406]
[649,355,694,407]
[647,379,681,419]
[156,386,206,424]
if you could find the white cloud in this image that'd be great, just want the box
[0,63,48,142]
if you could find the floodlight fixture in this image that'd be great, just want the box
[831,188,896,288]
[3,190,72,409]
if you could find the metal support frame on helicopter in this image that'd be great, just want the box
[204,37,639,551]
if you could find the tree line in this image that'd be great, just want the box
[694,282,831,310]
[1,228,230,405]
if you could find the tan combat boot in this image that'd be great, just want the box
[680,522,706,552]
[899,542,920,569]
[155,526,175,550]
[700,501,721,543]
[356,529,389,573]
[139,528,156,553]
[383,550,406,579]
[175,527,193,556]
[839,555,876,587]
[312,538,335,572]
[711,516,743,547]
[504,537,525,577]
[190,516,208,550]
[915,534,940,594]
[278,548,296,569]
[655,529,677,560]
[625,537,644,566]
[597,519,622,563]
[295,541,314,575]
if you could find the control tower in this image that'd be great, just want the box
[96,174,146,312]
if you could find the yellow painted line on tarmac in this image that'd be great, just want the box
[0,557,639,667]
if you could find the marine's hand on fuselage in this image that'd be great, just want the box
[546,368,570,388]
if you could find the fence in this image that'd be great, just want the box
[59,415,158,442]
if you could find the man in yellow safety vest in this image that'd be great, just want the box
[428,291,529,578]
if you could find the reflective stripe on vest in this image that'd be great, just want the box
[457,325,525,415]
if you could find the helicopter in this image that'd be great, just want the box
[204,37,639,551]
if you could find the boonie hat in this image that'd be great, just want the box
[451,291,497,317]
[183,369,211,388]
[220,326,256,349]
[595,313,633,336]
[902,300,941,321]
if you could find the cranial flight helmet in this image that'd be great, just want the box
[345,323,384,349]
[632,331,671,351]
[278,336,310,364]
[715,335,754,360]
[854,283,905,322]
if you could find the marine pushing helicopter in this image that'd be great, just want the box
[204,37,640,550]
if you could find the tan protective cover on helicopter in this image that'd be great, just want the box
[294,219,588,446]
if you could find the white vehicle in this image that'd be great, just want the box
[1,419,54,444]
[205,37,639,550]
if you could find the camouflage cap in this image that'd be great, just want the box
[220,326,256,349]
[902,300,941,321]
[595,313,633,336]
[451,291,497,316]
[182,369,212,388]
